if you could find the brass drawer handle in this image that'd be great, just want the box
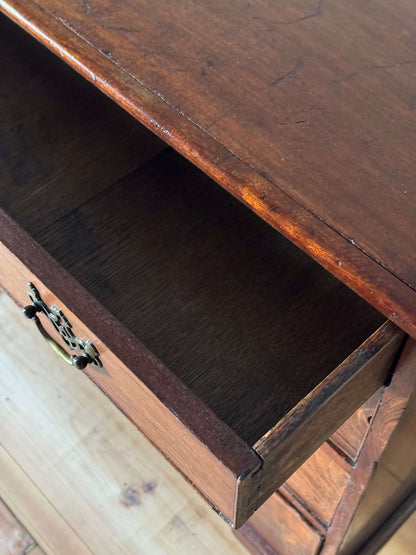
[22,283,102,370]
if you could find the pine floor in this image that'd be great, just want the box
[0,291,414,554]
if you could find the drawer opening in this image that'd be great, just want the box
[30,151,387,447]
[1,15,387,449]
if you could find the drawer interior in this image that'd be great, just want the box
[0,16,386,447]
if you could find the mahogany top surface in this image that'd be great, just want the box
[2,0,416,337]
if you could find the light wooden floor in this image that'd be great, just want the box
[0,292,414,554]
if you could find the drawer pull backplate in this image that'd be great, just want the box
[23,283,102,369]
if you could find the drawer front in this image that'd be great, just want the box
[283,442,350,527]
[330,389,382,463]
[280,391,383,527]
[281,388,383,527]
[236,493,322,555]
[0,210,262,525]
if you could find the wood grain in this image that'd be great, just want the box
[0,448,91,555]
[235,493,322,555]
[283,442,350,526]
[1,0,415,338]
[330,389,382,463]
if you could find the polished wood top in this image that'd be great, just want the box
[1,0,415,336]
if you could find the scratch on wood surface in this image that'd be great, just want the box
[277,119,310,127]
[103,25,141,35]
[253,0,323,26]
[333,60,416,84]
[269,59,303,87]
[372,60,416,71]
[207,106,235,129]
[280,0,323,24]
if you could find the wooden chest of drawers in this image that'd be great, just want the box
[0,0,415,551]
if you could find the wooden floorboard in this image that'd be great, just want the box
[0,291,414,554]
[0,447,88,555]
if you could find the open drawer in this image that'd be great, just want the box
[0,16,405,527]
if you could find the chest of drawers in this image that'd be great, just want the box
[0,1,415,550]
